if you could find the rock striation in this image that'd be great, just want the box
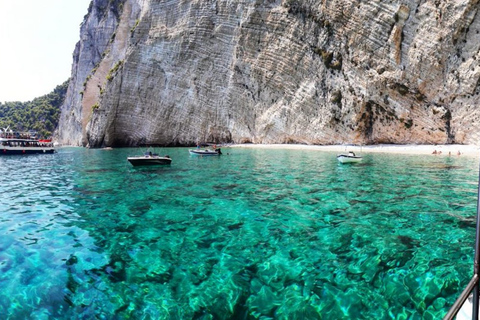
[56,0,480,147]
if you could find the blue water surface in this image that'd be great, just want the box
[0,147,478,319]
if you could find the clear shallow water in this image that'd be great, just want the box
[0,147,478,319]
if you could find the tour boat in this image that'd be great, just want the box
[127,151,172,166]
[0,129,55,155]
[337,151,362,163]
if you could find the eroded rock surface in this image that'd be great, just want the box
[56,0,480,147]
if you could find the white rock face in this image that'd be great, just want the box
[56,0,480,147]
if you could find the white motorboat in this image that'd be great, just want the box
[337,151,362,163]
[189,148,222,156]
[127,151,171,166]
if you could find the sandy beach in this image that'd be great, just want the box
[230,143,480,157]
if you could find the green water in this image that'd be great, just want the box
[0,147,478,319]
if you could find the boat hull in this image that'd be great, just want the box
[337,155,362,163]
[0,148,55,155]
[127,156,172,166]
[456,295,472,320]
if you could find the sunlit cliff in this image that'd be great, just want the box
[56,0,480,147]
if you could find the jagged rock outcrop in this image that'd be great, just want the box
[56,0,480,147]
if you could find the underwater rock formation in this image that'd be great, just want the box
[56,0,480,147]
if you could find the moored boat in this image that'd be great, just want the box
[0,129,55,155]
[127,151,172,166]
[189,148,222,156]
[337,151,362,163]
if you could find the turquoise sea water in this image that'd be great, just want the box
[0,147,479,319]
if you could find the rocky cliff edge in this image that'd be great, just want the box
[56,0,480,147]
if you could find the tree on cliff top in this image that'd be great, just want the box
[0,80,68,139]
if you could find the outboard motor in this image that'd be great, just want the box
[216,148,222,155]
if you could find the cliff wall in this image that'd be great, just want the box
[56,0,480,147]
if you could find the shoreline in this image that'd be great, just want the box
[229,143,480,157]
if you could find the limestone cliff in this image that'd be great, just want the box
[56,0,480,147]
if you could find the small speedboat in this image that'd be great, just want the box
[189,148,222,156]
[337,151,362,163]
[127,151,172,166]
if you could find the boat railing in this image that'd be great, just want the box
[444,160,480,320]
[0,131,38,139]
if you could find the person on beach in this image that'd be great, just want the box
[432,150,437,154]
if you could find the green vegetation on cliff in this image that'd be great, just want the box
[0,80,68,138]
